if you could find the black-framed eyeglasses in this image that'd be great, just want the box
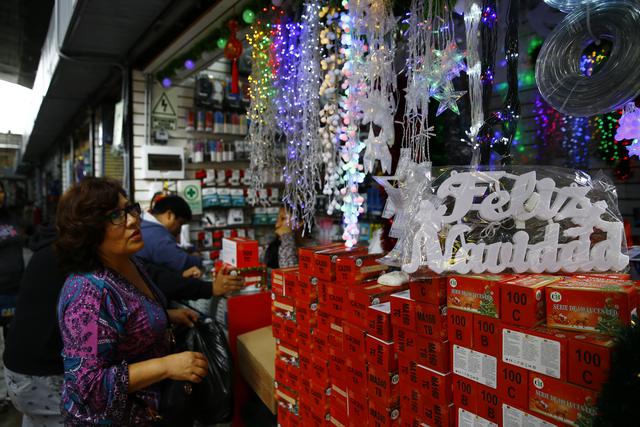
[106,202,142,225]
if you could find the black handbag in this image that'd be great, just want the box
[156,316,233,426]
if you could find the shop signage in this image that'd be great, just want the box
[403,170,628,274]
[152,83,178,130]
[178,180,202,215]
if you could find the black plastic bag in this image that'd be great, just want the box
[160,317,233,426]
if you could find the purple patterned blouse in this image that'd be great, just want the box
[57,265,170,426]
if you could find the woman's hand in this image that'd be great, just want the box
[167,308,199,327]
[212,268,244,296]
[163,351,208,383]
[182,266,203,279]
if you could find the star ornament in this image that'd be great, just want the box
[433,84,466,116]
[363,126,392,173]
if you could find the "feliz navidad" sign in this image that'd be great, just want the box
[403,170,629,274]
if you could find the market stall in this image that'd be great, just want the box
[143,0,640,426]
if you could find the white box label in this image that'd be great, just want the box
[502,329,561,379]
[458,408,498,427]
[221,238,238,266]
[453,345,497,389]
[502,404,557,427]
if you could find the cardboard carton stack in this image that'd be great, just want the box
[272,246,634,427]
[446,273,634,427]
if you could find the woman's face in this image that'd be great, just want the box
[98,194,144,259]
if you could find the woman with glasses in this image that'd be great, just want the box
[55,178,208,426]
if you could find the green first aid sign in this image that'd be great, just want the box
[177,180,202,215]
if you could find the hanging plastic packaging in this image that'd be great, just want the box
[536,0,640,117]
[382,166,629,275]
[543,0,597,13]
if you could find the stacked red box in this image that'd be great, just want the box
[273,245,393,427]
[444,273,635,426]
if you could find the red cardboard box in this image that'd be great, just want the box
[452,344,497,389]
[313,329,329,354]
[568,333,614,391]
[323,282,349,317]
[346,356,368,394]
[447,308,473,347]
[275,358,290,389]
[221,237,259,268]
[398,356,419,388]
[457,407,497,427]
[336,252,389,284]
[390,290,416,330]
[367,365,400,407]
[477,383,502,424]
[272,293,296,323]
[276,386,299,416]
[400,388,421,421]
[502,326,569,380]
[367,301,393,342]
[498,361,529,409]
[502,403,559,427]
[314,246,368,281]
[295,301,318,329]
[343,322,367,363]
[420,401,454,427]
[395,327,418,359]
[447,275,515,318]
[310,356,330,386]
[330,384,349,416]
[501,275,560,328]
[453,374,479,412]
[276,342,299,366]
[348,282,407,328]
[299,243,343,276]
[328,321,344,353]
[529,373,598,426]
[472,314,501,356]
[330,408,349,427]
[317,309,333,335]
[546,280,636,335]
[347,389,368,423]
[415,302,448,341]
[366,334,397,371]
[236,265,267,290]
[409,269,448,306]
[416,364,452,405]
[298,276,320,303]
[296,327,312,352]
[282,321,298,345]
[308,384,330,412]
[416,336,450,374]
[368,401,400,427]
[330,351,348,389]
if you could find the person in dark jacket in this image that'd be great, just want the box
[136,195,203,272]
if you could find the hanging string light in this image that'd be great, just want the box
[318,4,345,215]
[338,0,367,247]
[246,19,279,198]
[280,0,323,232]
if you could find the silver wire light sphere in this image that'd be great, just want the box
[536,0,640,117]
[543,0,598,13]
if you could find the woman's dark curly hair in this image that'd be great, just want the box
[55,177,126,274]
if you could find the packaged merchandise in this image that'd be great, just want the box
[390,290,416,330]
[336,252,389,284]
[415,303,448,341]
[221,237,259,268]
[408,269,448,306]
[448,308,474,347]
[452,344,497,389]
[447,275,515,318]
[366,334,397,371]
[498,361,529,410]
[567,333,614,391]
[528,373,598,426]
[500,275,561,328]
[502,404,558,427]
[501,326,569,380]
[367,301,393,341]
[546,280,636,334]
[348,282,407,327]
[298,243,343,276]
[472,314,501,356]
[314,246,368,281]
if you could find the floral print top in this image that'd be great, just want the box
[57,264,169,426]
